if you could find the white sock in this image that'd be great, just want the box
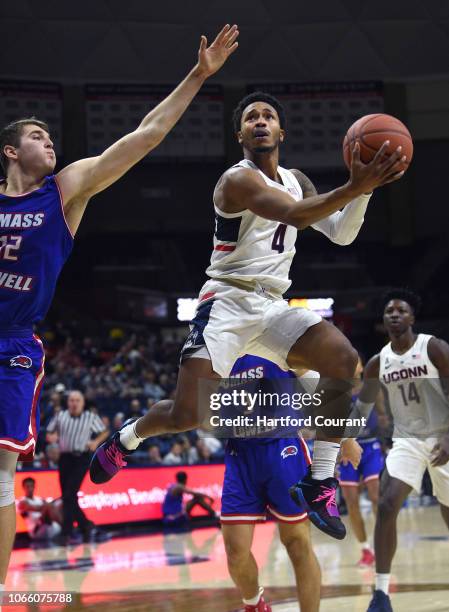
[361,540,371,551]
[375,573,391,595]
[243,586,264,606]
[311,441,340,480]
[119,420,144,450]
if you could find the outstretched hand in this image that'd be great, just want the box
[196,24,239,78]
[349,140,406,195]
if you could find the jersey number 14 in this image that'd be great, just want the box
[398,382,421,406]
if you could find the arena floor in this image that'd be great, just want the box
[6,506,449,611]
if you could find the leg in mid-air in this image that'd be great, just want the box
[90,357,219,483]
[287,319,358,540]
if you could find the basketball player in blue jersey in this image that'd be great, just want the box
[220,354,361,612]
[339,358,384,567]
[92,91,406,541]
[353,290,449,612]
[0,24,238,588]
[162,471,215,527]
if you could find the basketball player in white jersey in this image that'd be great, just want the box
[357,290,449,612]
[91,92,407,541]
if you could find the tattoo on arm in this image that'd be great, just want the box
[291,169,318,198]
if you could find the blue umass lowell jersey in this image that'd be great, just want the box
[0,175,73,330]
[229,354,298,444]
[221,355,311,523]
[0,175,72,460]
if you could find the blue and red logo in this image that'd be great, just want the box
[10,355,32,369]
[281,445,298,459]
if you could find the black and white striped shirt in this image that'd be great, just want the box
[47,410,106,453]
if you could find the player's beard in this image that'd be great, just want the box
[251,136,281,154]
[252,142,279,154]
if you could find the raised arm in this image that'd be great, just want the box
[217,142,405,230]
[57,24,239,235]
[290,168,372,245]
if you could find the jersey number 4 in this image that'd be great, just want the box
[272,224,287,254]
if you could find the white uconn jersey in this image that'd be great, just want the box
[379,334,449,438]
[206,159,301,295]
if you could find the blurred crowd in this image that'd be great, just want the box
[23,321,224,470]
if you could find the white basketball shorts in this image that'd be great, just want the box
[386,437,449,505]
[180,279,321,378]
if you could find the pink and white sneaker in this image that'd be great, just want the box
[289,467,346,540]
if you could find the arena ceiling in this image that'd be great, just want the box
[2,0,449,83]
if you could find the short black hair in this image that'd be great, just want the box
[0,117,50,175]
[232,91,286,133]
[176,471,187,484]
[22,477,35,486]
[382,288,421,315]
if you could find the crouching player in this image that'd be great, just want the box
[219,355,361,612]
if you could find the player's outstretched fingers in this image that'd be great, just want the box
[379,145,403,173]
[213,24,231,45]
[371,140,390,164]
[225,27,239,49]
[350,140,361,166]
[381,170,405,185]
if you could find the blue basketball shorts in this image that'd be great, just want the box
[339,439,383,486]
[221,437,311,524]
[0,333,45,461]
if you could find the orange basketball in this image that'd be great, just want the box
[343,113,413,172]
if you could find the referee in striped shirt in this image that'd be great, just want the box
[46,390,109,542]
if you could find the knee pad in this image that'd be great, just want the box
[0,450,18,507]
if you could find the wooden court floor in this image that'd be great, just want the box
[5,506,449,611]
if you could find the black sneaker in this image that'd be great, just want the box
[367,590,393,611]
[289,467,346,540]
[89,419,137,484]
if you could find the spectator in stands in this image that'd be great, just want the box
[44,443,60,469]
[196,428,223,458]
[196,440,212,464]
[179,435,199,465]
[80,337,99,367]
[146,398,156,411]
[113,412,125,430]
[143,370,165,400]
[126,398,144,421]
[147,444,163,465]
[162,441,184,466]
